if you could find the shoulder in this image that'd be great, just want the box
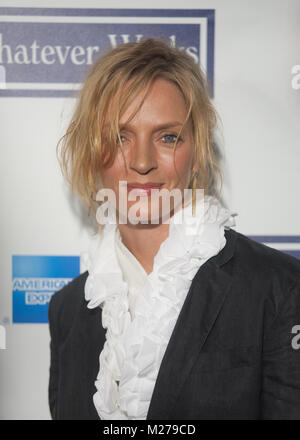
[48,271,89,341]
[223,228,300,316]
[49,271,89,311]
[226,228,300,278]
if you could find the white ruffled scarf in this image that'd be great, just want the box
[83,194,237,420]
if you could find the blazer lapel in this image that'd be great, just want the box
[146,229,237,420]
[77,297,106,419]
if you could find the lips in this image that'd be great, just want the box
[127,182,163,196]
[127,182,163,189]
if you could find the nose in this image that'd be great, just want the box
[129,136,157,175]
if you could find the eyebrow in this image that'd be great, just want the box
[118,121,185,131]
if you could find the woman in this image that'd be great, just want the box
[48,38,300,420]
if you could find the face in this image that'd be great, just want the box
[100,78,194,225]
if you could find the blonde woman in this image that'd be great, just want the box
[48,38,300,420]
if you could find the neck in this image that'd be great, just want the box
[117,222,170,275]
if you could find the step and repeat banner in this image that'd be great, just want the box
[0,0,299,419]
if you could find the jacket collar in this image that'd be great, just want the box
[213,227,238,267]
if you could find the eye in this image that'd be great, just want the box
[161,134,183,144]
[116,134,127,144]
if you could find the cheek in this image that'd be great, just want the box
[161,146,193,183]
[100,156,126,189]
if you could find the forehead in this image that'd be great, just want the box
[119,78,188,125]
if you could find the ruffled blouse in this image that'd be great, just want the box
[83,195,237,420]
[115,228,148,320]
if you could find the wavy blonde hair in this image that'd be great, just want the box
[57,38,222,215]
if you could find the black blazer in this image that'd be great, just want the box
[48,228,300,420]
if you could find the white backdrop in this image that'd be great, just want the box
[0,0,299,419]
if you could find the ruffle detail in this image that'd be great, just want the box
[83,195,237,419]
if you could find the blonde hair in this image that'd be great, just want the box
[57,38,222,215]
